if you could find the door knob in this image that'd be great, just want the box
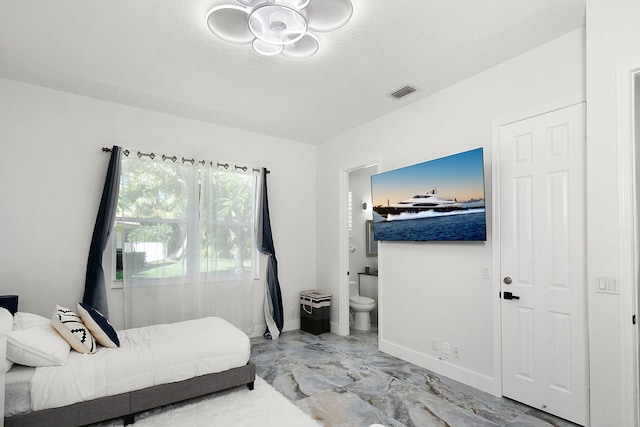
[503,276,512,285]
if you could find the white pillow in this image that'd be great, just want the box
[13,312,50,330]
[0,307,12,333]
[51,305,96,354]
[0,307,14,372]
[6,326,70,366]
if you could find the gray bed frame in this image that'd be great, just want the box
[4,361,255,427]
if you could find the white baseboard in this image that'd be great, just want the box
[380,338,501,397]
[284,319,300,332]
[249,319,300,338]
[330,321,344,335]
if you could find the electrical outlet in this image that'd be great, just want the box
[431,338,438,351]
[290,308,296,317]
[443,342,450,356]
[453,345,460,359]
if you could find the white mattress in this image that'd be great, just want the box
[9,317,250,415]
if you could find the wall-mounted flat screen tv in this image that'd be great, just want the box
[370,147,486,242]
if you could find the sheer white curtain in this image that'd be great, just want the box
[118,156,257,333]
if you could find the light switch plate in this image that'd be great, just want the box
[595,276,619,295]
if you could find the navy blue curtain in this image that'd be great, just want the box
[83,146,122,316]
[258,168,283,339]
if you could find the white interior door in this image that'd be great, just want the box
[499,103,588,425]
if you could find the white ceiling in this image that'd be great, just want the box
[0,0,585,145]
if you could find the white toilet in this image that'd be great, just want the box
[349,280,376,331]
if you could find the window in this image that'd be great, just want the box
[115,156,258,283]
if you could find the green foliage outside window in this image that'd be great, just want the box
[115,157,257,281]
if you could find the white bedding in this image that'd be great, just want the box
[27,317,250,413]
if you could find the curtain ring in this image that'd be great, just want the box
[137,151,156,160]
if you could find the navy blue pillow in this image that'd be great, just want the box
[77,303,120,348]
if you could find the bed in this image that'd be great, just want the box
[2,309,255,427]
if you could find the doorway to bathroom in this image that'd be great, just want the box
[347,164,378,335]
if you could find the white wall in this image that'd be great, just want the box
[348,165,378,277]
[316,30,585,394]
[0,78,316,335]
[585,0,640,425]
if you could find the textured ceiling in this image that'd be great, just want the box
[0,0,585,144]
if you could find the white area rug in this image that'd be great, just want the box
[126,376,321,427]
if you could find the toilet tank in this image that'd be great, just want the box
[359,274,378,300]
[349,280,358,297]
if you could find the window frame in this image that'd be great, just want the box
[112,157,259,286]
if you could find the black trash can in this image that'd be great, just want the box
[300,290,331,335]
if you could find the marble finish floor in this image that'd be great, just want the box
[250,329,580,427]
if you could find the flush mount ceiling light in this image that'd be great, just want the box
[206,0,354,59]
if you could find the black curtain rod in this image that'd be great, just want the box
[101,147,269,174]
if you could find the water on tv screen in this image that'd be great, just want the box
[370,147,486,242]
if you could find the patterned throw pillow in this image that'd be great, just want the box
[77,303,120,348]
[51,305,96,354]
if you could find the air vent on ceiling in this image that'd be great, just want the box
[389,85,417,99]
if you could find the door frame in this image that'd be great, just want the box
[490,96,586,398]
[616,60,640,427]
[338,160,380,336]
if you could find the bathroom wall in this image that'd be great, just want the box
[348,165,378,278]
